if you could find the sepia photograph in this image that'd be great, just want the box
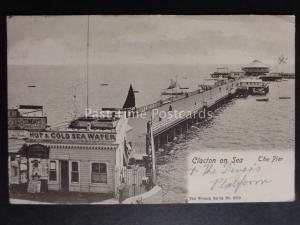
[7,15,295,204]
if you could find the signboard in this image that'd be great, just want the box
[28,131,116,143]
[8,109,19,118]
[8,117,47,131]
[92,121,114,128]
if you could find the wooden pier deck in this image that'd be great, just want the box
[126,79,240,155]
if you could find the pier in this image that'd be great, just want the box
[126,79,240,155]
[7,76,261,200]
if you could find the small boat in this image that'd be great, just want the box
[133,90,140,93]
[161,79,184,96]
[256,98,269,102]
[279,97,291,99]
[252,87,266,95]
[27,85,36,88]
[100,83,108,86]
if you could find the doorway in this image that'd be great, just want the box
[60,160,69,192]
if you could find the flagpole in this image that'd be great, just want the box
[86,15,90,111]
[172,81,173,102]
[175,76,177,100]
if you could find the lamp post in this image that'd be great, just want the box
[150,111,156,185]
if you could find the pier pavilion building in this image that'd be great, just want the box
[242,60,270,77]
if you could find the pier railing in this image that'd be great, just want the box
[136,90,203,114]
[128,78,239,139]
[136,101,162,113]
[151,80,240,136]
[136,79,240,114]
[151,101,206,135]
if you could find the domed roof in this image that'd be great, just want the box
[243,60,269,68]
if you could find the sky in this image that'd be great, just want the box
[7,15,295,65]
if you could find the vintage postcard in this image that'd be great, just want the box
[7,15,295,204]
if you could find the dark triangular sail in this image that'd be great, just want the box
[123,84,136,109]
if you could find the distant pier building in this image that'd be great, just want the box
[242,60,270,77]
[210,67,245,80]
[210,67,232,79]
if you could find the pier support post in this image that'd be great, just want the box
[157,135,161,148]
[154,136,159,151]
[170,130,173,141]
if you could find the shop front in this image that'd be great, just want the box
[25,128,126,194]
[9,143,49,192]
[44,143,118,194]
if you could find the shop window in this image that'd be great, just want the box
[71,161,79,183]
[49,161,57,181]
[91,162,107,184]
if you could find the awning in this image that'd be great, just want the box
[18,144,50,159]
